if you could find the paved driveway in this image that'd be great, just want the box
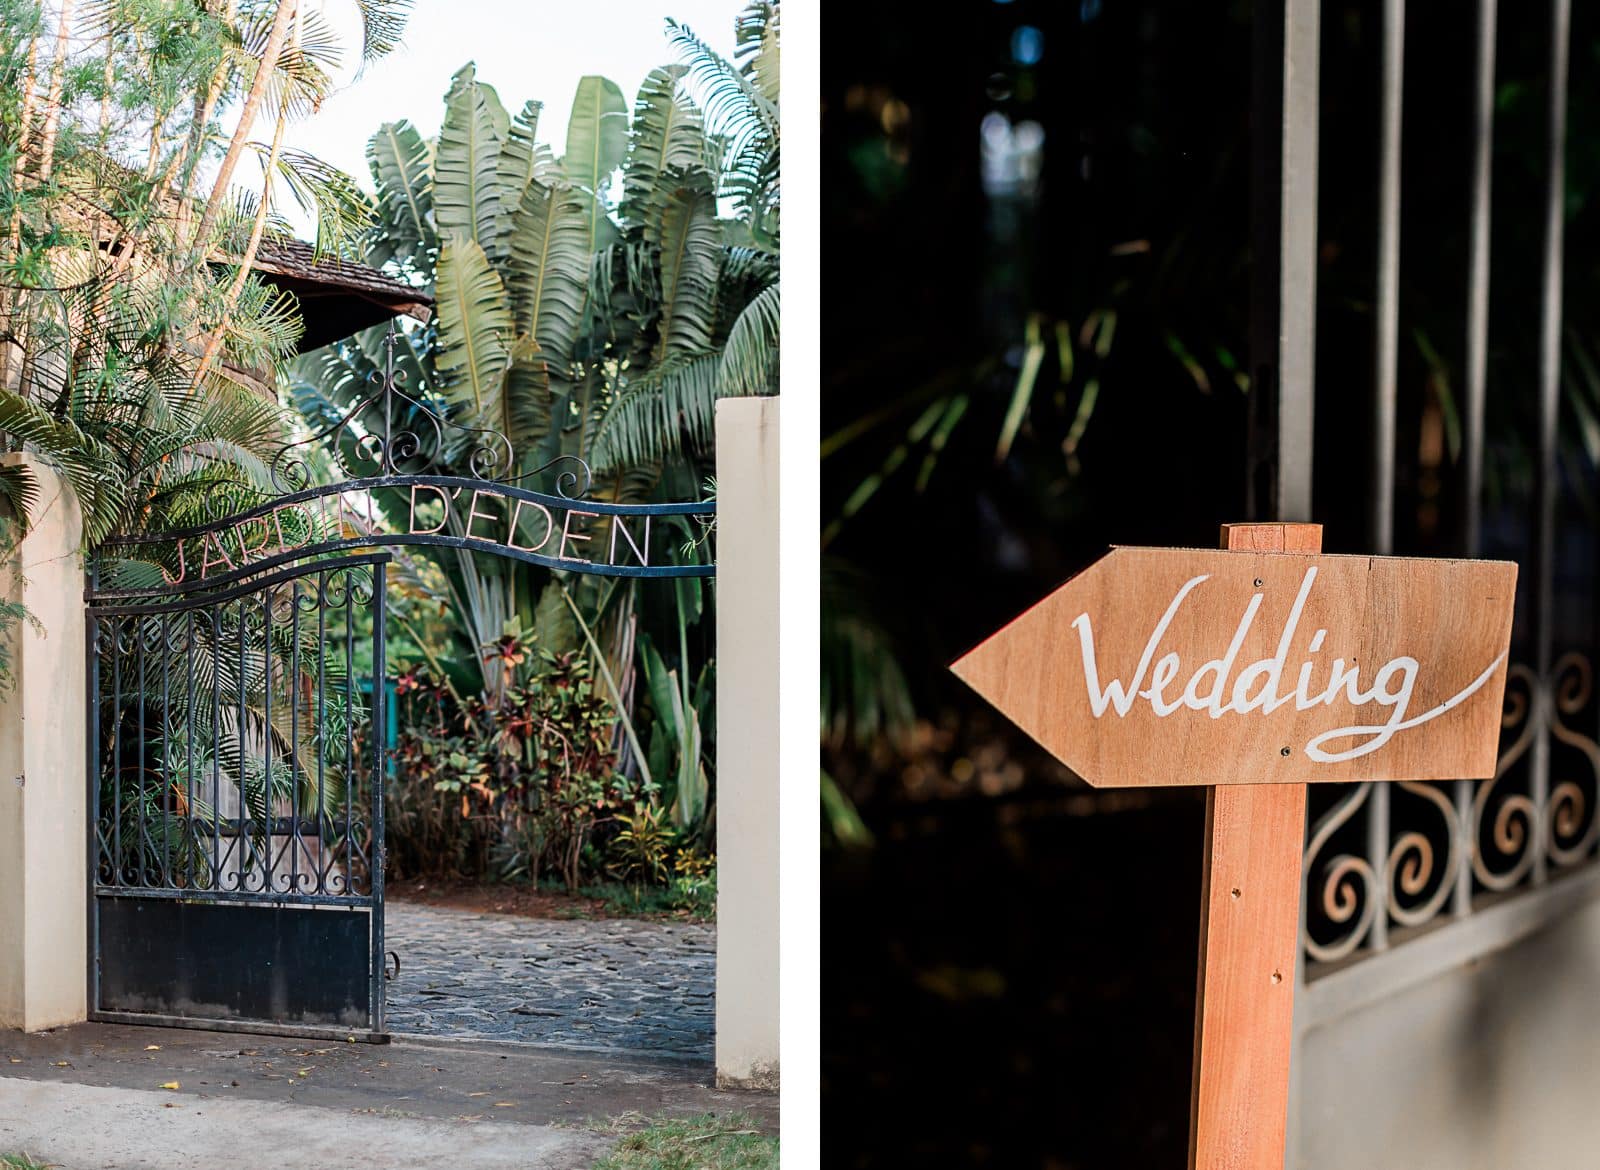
[384,900,716,1061]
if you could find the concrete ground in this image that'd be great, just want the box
[0,1022,776,1170]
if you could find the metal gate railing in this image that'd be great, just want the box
[81,321,716,1043]
[87,553,389,1039]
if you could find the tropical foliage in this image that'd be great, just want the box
[294,3,780,854]
[388,649,635,892]
[0,0,399,546]
[0,0,407,882]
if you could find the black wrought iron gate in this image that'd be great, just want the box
[82,321,716,1042]
[87,553,391,1039]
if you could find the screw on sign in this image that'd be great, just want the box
[950,524,1517,1170]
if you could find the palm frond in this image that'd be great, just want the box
[591,351,722,471]
[719,282,778,396]
[622,66,705,230]
[504,179,592,395]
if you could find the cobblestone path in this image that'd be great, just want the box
[383,901,716,1061]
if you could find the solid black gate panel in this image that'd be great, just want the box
[97,898,371,1027]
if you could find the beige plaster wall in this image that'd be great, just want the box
[713,396,780,1090]
[0,453,87,1032]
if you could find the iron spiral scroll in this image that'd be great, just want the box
[270,323,594,501]
[1302,652,1600,966]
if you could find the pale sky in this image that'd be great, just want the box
[282,0,743,198]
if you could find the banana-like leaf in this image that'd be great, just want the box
[366,119,435,273]
[650,173,723,359]
[435,234,512,423]
[436,65,507,257]
[622,66,705,229]
[735,1,781,105]
[505,180,593,400]
[563,75,628,195]
[532,579,580,660]
[496,101,558,241]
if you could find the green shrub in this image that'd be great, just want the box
[388,650,641,890]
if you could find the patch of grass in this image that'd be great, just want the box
[2,1154,54,1170]
[589,1113,775,1170]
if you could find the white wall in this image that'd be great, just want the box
[713,396,780,1090]
[1293,876,1600,1168]
[0,454,87,1032]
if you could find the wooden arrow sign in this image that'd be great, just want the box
[951,545,1517,788]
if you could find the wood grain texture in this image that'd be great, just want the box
[949,539,1516,788]
[1188,522,1318,1170]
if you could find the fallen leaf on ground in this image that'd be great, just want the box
[160,1081,180,1090]
[145,1045,160,1051]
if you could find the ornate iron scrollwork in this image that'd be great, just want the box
[271,323,592,500]
[1305,652,1600,972]
[1547,651,1600,868]
[1472,663,1539,891]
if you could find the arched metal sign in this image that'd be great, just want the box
[85,329,716,1041]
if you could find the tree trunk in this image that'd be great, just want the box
[35,0,77,183]
[192,0,298,253]
[190,104,288,392]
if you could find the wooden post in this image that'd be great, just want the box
[1188,522,1321,1170]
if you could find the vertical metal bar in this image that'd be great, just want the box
[1457,0,1498,919]
[290,581,301,894]
[211,606,222,888]
[1372,0,1403,558]
[211,606,223,888]
[85,570,100,1016]
[1531,0,1571,887]
[1463,0,1495,558]
[111,615,121,885]
[238,597,252,889]
[344,576,355,893]
[136,613,147,886]
[262,587,274,893]
[185,609,197,892]
[370,562,387,1034]
[1248,0,1321,523]
[159,612,171,889]
[316,571,328,894]
[1364,0,1406,954]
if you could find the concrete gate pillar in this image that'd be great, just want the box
[0,453,87,1032]
[714,397,780,1089]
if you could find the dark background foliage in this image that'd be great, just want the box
[822,1,1600,1165]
